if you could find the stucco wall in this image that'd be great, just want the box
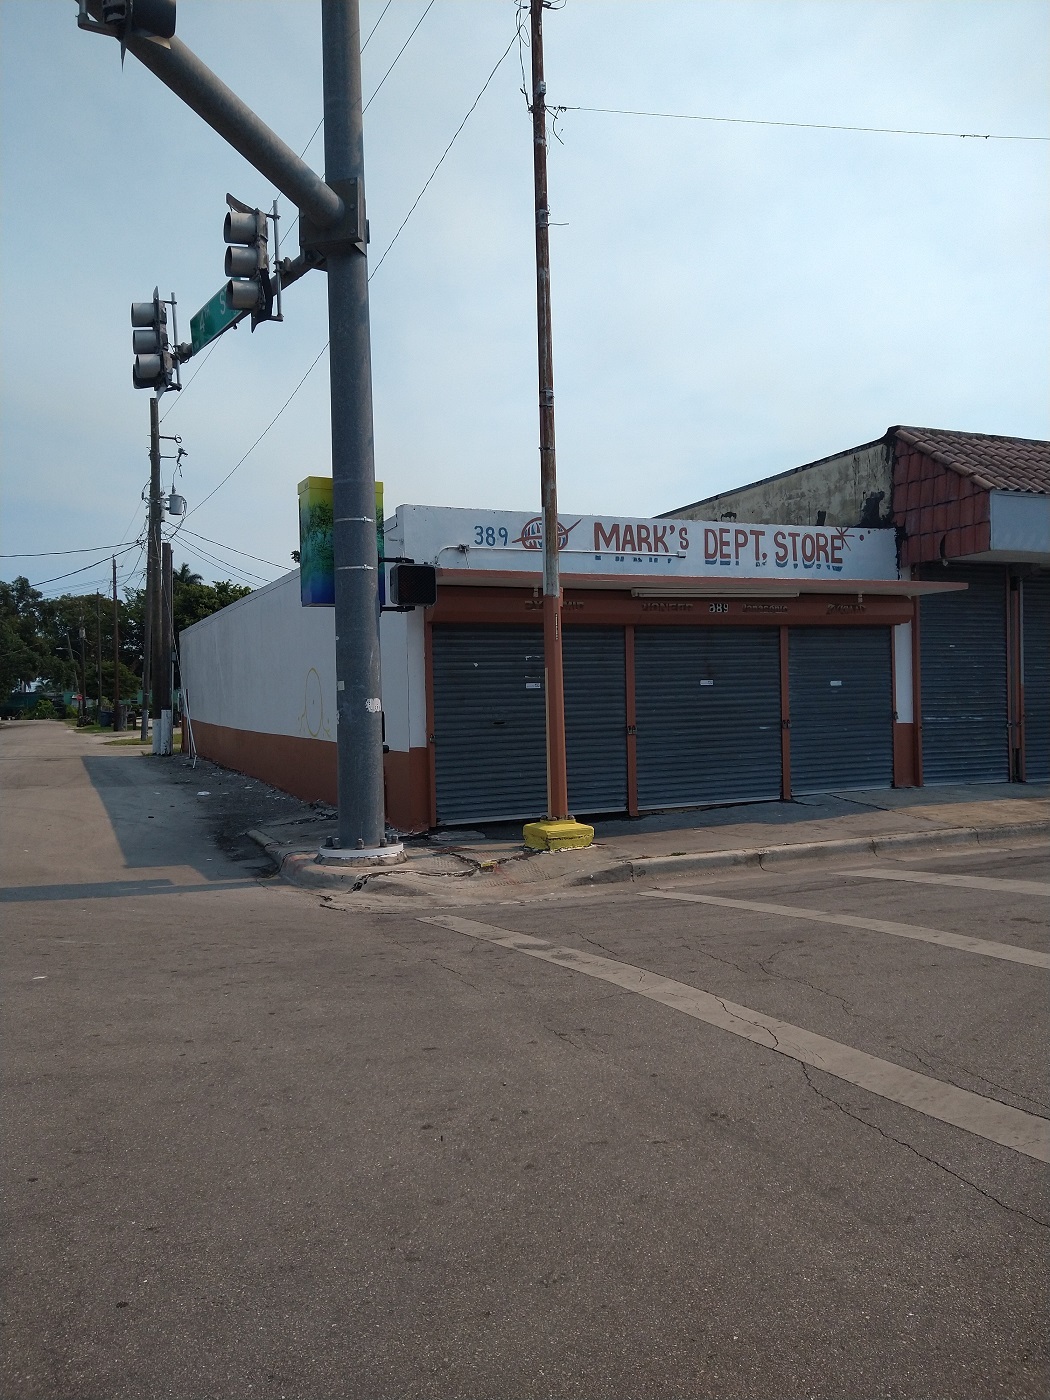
[180,571,338,743]
[670,438,893,528]
[179,568,422,754]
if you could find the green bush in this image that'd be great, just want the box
[30,698,56,720]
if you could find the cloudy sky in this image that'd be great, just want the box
[1,0,1047,599]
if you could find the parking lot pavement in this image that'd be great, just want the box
[3,723,1048,1399]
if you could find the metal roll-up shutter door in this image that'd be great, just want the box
[919,566,1008,784]
[635,627,781,809]
[1023,576,1050,782]
[564,627,627,815]
[432,624,546,824]
[789,627,893,793]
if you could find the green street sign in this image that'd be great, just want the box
[190,284,240,355]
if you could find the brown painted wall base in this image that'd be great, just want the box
[893,722,918,787]
[384,748,432,833]
[192,721,337,805]
[191,721,433,830]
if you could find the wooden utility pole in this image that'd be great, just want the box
[95,592,103,722]
[530,0,570,823]
[158,540,173,753]
[112,556,121,731]
[77,615,87,724]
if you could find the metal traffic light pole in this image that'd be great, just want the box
[80,0,400,861]
[318,0,390,859]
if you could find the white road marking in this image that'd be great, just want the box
[641,890,1050,968]
[420,914,1050,1163]
[836,868,1050,897]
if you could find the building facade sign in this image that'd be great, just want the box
[386,505,898,582]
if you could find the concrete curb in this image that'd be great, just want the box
[249,818,1049,895]
[616,820,1050,882]
[246,830,483,892]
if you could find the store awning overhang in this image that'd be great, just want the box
[434,569,967,598]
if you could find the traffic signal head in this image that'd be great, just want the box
[224,203,271,319]
[130,289,174,391]
[390,563,437,609]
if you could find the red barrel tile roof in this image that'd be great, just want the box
[894,426,1050,495]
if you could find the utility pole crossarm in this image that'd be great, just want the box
[81,0,343,231]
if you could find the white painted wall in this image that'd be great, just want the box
[377,606,426,751]
[990,491,1050,559]
[179,568,418,751]
[180,572,337,741]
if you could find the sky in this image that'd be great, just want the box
[1,0,1047,601]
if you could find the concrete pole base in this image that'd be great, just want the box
[152,710,173,756]
[317,840,406,866]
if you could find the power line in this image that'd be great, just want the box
[170,525,287,571]
[297,0,394,160]
[363,0,394,54]
[169,533,262,584]
[184,341,331,519]
[117,496,149,547]
[558,105,1050,142]
[178,16,519,521]
[35,548,146,600]
[162,2,399,425]
[369,21,522,278]
[170,533,271,587]
[363,0,436,114]
[159,340,220,423]
[27,540,144,590]
[165,1,397,421]
[1,543,140,559]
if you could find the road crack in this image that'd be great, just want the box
[904,1044,1050,1119]
[799,1062,1050,1229]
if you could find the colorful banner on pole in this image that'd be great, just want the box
[297,477,384,607]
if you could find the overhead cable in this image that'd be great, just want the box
[369,21,522,278]
[179,16,519,520]
[559,105,1049,142]
[28,540,144,590]
[363,0,436,114]
[183,341,331,519]
[1,543,140,558]
[171,525,287,571]
[170,533,272,586]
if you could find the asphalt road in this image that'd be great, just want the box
[2,722,1048,1400]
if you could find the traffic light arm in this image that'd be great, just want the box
[80,0,343,233]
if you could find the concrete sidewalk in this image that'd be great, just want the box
[247,781,1050,902]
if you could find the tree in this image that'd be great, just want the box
[0,578,58,691]
[2,569,253,700]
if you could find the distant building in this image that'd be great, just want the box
[669,427,1050,784]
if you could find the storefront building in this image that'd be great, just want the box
[181,502,961,831]
[673,427,1050,788]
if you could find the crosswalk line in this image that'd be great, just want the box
[641,890,1050,968]
[835,868,1050,897]
[420,914,1050,1163]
